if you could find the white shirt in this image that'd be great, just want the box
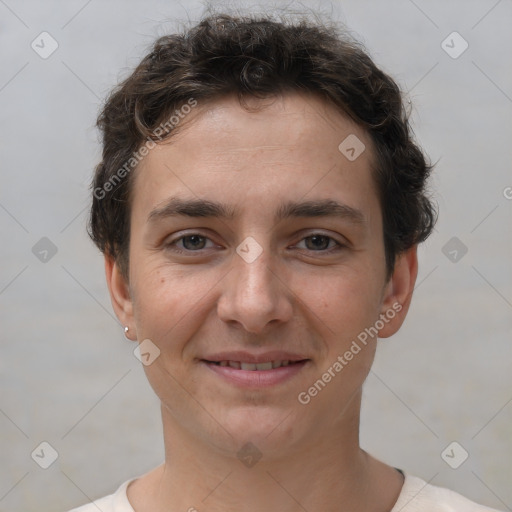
[67,473,503,511]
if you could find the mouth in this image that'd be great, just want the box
[201,358,311,387]
[204,359,308,370]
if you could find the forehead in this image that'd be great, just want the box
[131,92,378,224]
[160,92,373,165]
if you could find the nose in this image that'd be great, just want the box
[216,244,293,334]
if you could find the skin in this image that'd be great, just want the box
[105,91,418,512]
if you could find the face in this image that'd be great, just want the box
[107,92,416,459]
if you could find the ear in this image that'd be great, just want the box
[378,245,418,338]
[104,255,136,340]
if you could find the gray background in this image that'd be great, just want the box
[1,0,511,510]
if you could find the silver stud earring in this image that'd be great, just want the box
[124,326,129,333]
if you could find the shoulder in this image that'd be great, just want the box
[392,473,503,512]
[66,479,135,512]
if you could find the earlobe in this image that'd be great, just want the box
[104,255,136,340]
[378,246,418,339]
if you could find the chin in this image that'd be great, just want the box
[214,404,303,453]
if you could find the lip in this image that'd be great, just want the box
[200,350,309,364]
[201,358,310,388]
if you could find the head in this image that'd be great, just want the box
[88,13,437,458]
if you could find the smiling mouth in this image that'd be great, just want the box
[204,360,309,370]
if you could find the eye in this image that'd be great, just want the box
[295,233,343,253]
[164,232,344,256]
[165,234,216,254]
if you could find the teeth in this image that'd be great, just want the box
[213,360,296,370]
[255,361,273,371]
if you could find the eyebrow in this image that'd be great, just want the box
[147,196,366,225]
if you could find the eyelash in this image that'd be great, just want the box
[165,232,345,255]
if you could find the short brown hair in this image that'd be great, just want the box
[88,12,437,280]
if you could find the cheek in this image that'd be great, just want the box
[301,267,383,340]
[131,261,219,344]
[300,273,382,402]
[133,267,174,331]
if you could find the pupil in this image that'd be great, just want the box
[307,235,328,250]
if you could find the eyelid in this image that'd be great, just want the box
[291,231,346,252]
[164,231,218,252]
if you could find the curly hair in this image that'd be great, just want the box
[88,13,437,281]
